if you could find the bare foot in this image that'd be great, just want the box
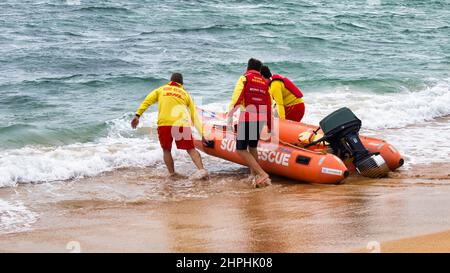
[260,178,272,187]
[254,175,271,188]
[191,169,209,180]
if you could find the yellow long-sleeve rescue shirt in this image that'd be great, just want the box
[269,80,304,120]
[135,82,204,136]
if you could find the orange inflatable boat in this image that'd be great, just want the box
[195,125,349,184]
[196,107,403,179]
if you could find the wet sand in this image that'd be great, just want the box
[0,160,450,252]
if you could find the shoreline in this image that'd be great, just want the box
[1,162,450,252]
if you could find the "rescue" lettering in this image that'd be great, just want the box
[220,139,291,167]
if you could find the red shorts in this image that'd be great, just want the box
[157,126,195,151]
[285,103,305,122]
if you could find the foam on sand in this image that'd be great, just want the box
[0,199,38,234]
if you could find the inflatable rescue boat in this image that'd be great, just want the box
[195,125,349,184]
[196,107,404,183]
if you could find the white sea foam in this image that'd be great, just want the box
[0,135,162,187]
[0,113,195,187]
[376,120,450,165]
[302,79,450,129]
[0,199,38,234]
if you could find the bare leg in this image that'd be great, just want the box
[163,149,175,174]
[186,149,204,170]
[187,149,209,180]
[236,150,268,179]
[248,147,259,176]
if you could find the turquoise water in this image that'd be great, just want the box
[0,0,449,186]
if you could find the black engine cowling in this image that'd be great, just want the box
[317,107,389,178]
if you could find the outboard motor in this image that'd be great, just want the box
[308,107,389,178]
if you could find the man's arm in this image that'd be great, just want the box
[269,81,285,119]
[227,76,246,128]
[131,88,159,129]
[228,76,246,112]
[136,88,159,116]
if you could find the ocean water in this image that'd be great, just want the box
[0,0,449,187]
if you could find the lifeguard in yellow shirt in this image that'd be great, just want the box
[131,73,209,179]
[260,65,305,122]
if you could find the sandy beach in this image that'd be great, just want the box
[365,230,450,253]
[1,160,449,253]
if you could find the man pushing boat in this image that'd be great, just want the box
[227,58,274,188]
[131,73,209,179]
